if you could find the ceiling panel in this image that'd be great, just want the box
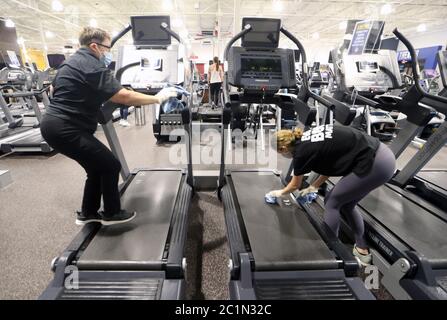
[0,0,445,53]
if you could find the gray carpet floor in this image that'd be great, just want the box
[0,111,446,299]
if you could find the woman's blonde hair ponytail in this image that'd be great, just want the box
[292,127,303,140]
[273,128,303,152]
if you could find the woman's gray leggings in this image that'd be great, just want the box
[324,143,396,249]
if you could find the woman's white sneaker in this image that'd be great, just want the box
[353,244,372,266]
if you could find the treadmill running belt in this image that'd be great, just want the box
[417,171,447,191]
[356,185,447,261]
[77,170,183,269]
[0,126,31,139]
[231,171,338,271]
[8,129,45,146]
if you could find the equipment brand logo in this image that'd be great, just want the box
[364,265,380,290]
[168,127,278,172]
[64,266,79,290]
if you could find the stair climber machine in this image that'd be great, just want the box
[217,17,374,300]
[40,15,194,300]
[330,20,401,141]
[320,29,447,300]
[113,17,192,142]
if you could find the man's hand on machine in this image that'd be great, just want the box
[155,88,178,104]
[297,185,318,197]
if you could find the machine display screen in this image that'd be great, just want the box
[380,37,399,51]
[131,16,171,46]
[357,61,379,73]
[241,18,281,48]
[241,58,282,73]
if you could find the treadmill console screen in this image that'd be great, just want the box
[227,47,296,91]
[241,18,281,49]
[357,61,379,73]
[241,58,282,74]
[131,16,171,46]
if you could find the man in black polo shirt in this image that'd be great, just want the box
[41,27,177,226]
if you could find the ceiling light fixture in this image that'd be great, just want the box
[89,19,98,28]
[5,19,15,28]
[52,0,64,12]
[417,23,427,33]
[380,3,393,15]
[45,31,55,38]
[272,0,283,12]
[163,0,174,11]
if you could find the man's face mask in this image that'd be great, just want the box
[91,42,113,67]
[101,51,113,67]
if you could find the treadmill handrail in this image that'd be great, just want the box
[218,24,252,190]
[100,18,194,184]
[280,27,308,88]
[222,24,252,108]
[111,24,132,47]
[2,91,36,98]
[280,27,345,112]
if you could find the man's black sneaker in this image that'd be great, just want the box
[75,211,102,225]
[101,210,137,226]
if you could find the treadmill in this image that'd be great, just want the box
[40,16,194,300]
[328,45,447,212]
[323,29,447,300]
[0,91,28,138]
[218,18,374,300]
[325,27,447,213]
[0,87,52,153]
[392,50,447,210]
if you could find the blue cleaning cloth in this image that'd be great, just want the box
[297,192,318,205]
[161,85,191,114]
[265,194,277,204]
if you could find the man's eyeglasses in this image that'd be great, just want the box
[89,42,112,49]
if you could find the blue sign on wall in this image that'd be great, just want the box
[397,46,442,70]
